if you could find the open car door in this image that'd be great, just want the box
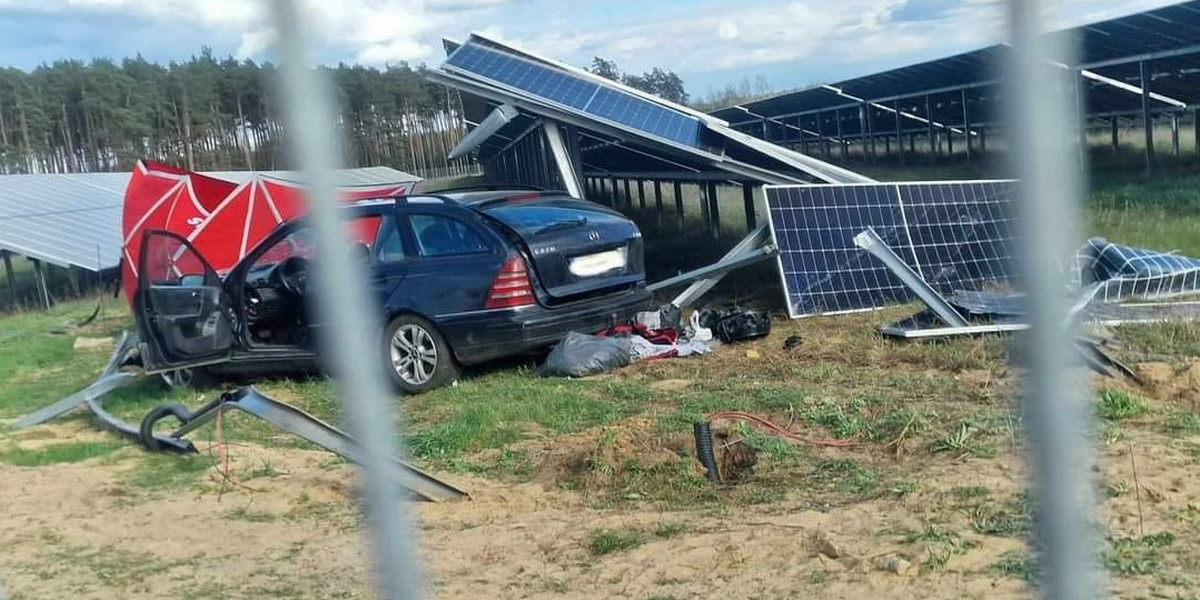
[134,230,234,372]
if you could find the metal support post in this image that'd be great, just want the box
[1172,112,1181,158]
[707,181,721,241]
[654,181,664,227]
[1111,116,1120,154]
[742,183,756,231]
[673,181,685,228]
[1141,60,1155,171]
[926,95,937,164]
[962,88,972,165]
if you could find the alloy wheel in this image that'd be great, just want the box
[160,367,194,388]
[390,324,438,385]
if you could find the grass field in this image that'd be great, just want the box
[0,170,1199,599]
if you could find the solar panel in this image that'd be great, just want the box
[1075,238,1200,303]
[0,168,422,272]
[764,181,1018,317]
[445,41,702,147]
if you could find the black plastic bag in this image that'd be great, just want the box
[537,332,632,378]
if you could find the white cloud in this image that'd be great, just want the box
[503,0,1183,81]
[0,0,514,64]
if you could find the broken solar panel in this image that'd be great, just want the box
[444,40,702,147]
[765,181,1018,317]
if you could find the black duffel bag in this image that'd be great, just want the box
[700,307,772,344]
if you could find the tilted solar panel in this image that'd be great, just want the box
[764,181,1018,317]
[444,41,702,147]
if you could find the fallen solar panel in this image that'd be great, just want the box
[764,181,1017,318]
[861,234,1200,342]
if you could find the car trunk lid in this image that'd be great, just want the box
[479,197,644,302]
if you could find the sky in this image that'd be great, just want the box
[0,0,1187,99]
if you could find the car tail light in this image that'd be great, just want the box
[486,256,536,309]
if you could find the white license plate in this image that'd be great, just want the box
[569,248,627,277]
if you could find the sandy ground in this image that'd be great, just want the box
[2,417,1195,600]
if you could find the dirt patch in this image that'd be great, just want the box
[1136,360,1200,408]
[648,378,693,393]
[72,336,115,352]
[530,417,693,490]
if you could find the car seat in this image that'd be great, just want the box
[419,221,459,256]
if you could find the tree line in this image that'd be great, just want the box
[0,48,776,177]
[0,48,475,177]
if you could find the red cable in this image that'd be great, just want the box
[706,411,856,448]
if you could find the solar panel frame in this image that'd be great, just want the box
[444,40,703,148]
[764,180,1018,319]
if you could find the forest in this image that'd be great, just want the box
[0,49,769,177]
[0,48,474,177]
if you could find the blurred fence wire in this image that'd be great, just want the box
[1007,1,1102,600]
[260,0,1104,599]
[267,1,422,599]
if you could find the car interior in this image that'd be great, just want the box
[242,230,316,348]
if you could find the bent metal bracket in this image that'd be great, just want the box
[12,332,467,503]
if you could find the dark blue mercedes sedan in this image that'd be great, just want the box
[132,186,651,393]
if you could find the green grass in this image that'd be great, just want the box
[0,297,131,420]
[809,459,881,496]
[653,521,688,539]
[970,493,1034,538]
[1166,411,1200,433]
[120,453,215,490]
[1097,388,1149,421]
[951,485,991,500]
[1115,321,1200,358]
[405,373,651,461]
[1103,532,1176,576]
[0,440,124,466]
[587,527,644,557]
[992,549,1040,584]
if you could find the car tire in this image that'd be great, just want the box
[383,314,460,394]
[159,366,212,389]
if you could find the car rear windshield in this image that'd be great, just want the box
[481,198,619,233]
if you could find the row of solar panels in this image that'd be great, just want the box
[0,167,420,272]
[713,1,1200,130]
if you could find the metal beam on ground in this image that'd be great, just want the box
[882,322,1030,339]
[852,228,970,327]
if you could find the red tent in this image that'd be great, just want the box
[121,160,417,302]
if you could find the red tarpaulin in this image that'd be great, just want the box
[121,160,417,303]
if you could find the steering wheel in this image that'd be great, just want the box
[278,256,311,297]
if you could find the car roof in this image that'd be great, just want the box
[340,187,577,212]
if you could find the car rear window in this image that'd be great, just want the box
[483,199,616,232]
